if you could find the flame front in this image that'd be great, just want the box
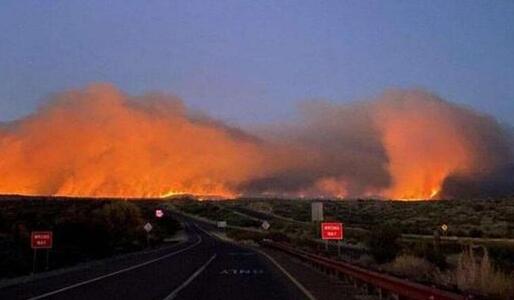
[375,93,474,200]
[0,85,269,198]
[0,85,508,200]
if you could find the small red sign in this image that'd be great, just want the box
[321,223,343,240]
[155,209,164,218]
[31,231,53,249]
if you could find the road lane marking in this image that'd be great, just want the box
[255,249,317,300]
[192,222,316,300]
[220,269,264,275]
[27,234,203,300]
[228,252,255,256]
[193,223,217,238]
[163,254,217,300]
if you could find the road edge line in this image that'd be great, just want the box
[27,235,203,300]
[255,248,317,300]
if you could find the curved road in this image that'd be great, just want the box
[0,221,312,300]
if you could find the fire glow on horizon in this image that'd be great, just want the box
[0,84,511,200]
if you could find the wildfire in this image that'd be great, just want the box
[374,91,475,201]
[0,85,508,200]
[160,190,188,198]
[430,188,440,199]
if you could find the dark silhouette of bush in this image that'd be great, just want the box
[412,242,448,269]
[91,202,144,250]
[0,198,186,279]
[367,224,401,263]
[469,228,483,237]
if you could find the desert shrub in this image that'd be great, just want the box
[384,254,435,281]
[0,245,30,277]
[267,231,290,243]
[92,202,144,250]
[355,254,375,267]
[489,244,514,272]
[455,246,514,299]
[411,241,448,269]
[367,224,401,263]
[154,214,181,237]
[469,228,483,237]
[55,218,111,258]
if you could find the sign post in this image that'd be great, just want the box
[311,202,324,222]
[321,223,343,240]
[217,221,227,228]
[311,202,324,250]
[441,224,448,236]
[321,222,344,256]
[261,221,270,231]
[144,223,153,248]
[31,231,53,273]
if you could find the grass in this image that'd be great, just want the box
[453,246,513,299]
[383,254,436,282]
[237,197,514,238]
[174,198,514,297]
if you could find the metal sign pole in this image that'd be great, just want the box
[45,249,50,270]
[32,249,37,274]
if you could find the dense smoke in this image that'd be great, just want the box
[0,84,512,199]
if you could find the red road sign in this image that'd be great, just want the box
[321,223,343,240]
[155,209,164,218]
[31,231,53,249]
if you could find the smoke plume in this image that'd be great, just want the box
[0,84,512,199]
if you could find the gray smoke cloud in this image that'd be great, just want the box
[0,84,512,199]
[242,89,514,199]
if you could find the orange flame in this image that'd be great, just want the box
[0,86,506,200]
[375,91,474,200]
[0,84,269,198]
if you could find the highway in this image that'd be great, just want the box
[0,220,313,300]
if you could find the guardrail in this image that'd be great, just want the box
[262,241,471,300]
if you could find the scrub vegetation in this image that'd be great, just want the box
[173,197,514,299]
[0,196,180,279]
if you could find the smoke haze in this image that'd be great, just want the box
[0,84,512,199]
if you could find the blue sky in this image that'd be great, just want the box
[1,1,513,125]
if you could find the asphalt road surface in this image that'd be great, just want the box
[0,220,312,300]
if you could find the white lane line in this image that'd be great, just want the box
[255,249,317,300]
[193,222,316,300]
[193,223,217,239]
[27,235,203,300]
[163,254,217,300]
